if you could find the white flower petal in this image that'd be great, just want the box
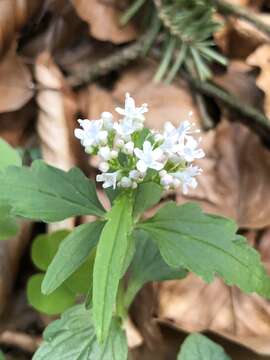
[137,160,147,173]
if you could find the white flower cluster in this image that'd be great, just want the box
[74,93,205,194]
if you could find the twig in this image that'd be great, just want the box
[186,74,270,144]
[68,34,148,87]
[67,32,270,144]
[0,331,42,353]
[212,0,270,38]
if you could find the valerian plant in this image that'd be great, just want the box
[0,94,270,359]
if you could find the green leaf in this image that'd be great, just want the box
[27,274,75,315]
[105,188,120,205]
[0,160,105,222]
[31,230,70,271]
[0,204,18,240]
[133,182,162,218]
[93,194,133,342]
[42,221,104,294]
[0,138,21,170]
[66,250,96,295]
[33,305,128,360]
[177,333,231,360]
[125,230,187,307]
[0,349,5,360]
[138,202,270,298]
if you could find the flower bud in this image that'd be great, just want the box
[99,162,109,172]
[124,141,134,155]
[120,177,132,188]
[129,170,140,180]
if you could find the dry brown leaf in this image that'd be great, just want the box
[177,119,270,228]
[35,52,92,231]
[0,45,33,113]
[0,221,33,323]
[214,61,263,107]
[157,273,270,355]
[215,16,270,59]
[79,63,200,130]
[71,0,137,44]
[0,0,43,57]
[247,44,270,119]
[225,0,263,7]
[35,51,89,173]
[0,102,36,147]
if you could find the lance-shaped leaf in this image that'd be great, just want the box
[93,194,133,342]
[178,333,231,360]
[125,230,187,307]
[42,221,104,294]
[33,305,128,360]
[0,160,105,222]
[138,202,270,298]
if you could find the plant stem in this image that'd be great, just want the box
[212,0,270,38]
[116,280,127,320]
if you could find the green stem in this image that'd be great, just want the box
[165,43,187,84]
[154,36,177,82]
[120,0,147,25]
[212,0,270,37]
[124,281,141,309]
[116,280,128,320]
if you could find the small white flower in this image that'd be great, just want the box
[114,118,143,140]
[98,146,111,161]
[161,122,180,154]
[120,176,133,188]
[161,121,200,155]
[176,137,205,162]
[74,119,108,147]
[96,171,119,189]
[115,138,125,148]
[129,169,140,180]
[172,165,202,194]
[154,133,164,142]
[110,150,118,159]
[160,174,174,187]
[124,141,134,155]
[115,93,148,121]
[101,112,114,130]
[134,141,164,173]
[99,162,109,172]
